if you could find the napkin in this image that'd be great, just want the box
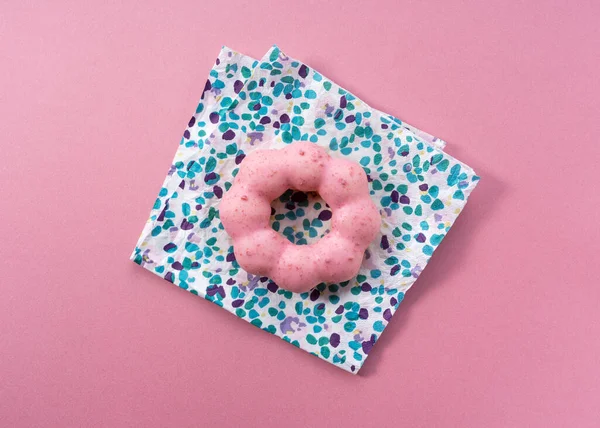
[132,45,479,373]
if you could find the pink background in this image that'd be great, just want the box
[1,1,599,426]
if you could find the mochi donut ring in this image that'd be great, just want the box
[219,142,381,293]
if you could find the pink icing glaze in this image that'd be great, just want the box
[219,142,381,293]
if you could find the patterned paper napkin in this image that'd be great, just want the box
[131,45,479,373]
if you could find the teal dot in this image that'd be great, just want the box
[349,340,361,350]
[385,256,398,265]
[344,322,356,332]
[431,234,445,246]
[345,312,359,321]
[431,199,444,210]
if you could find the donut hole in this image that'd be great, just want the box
[270,189,332,245]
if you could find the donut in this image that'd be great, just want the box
[219,142,381,293]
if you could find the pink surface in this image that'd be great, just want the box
[1,1,599,426]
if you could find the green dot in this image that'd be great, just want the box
[282,131,292,143]
[431,199,444,210]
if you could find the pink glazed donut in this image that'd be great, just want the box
[219,142,381,293]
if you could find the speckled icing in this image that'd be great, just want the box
[220,142,380,292]
[131,45,480,373]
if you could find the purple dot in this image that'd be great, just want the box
[381,124,388,129]
[204,172,217,183]
[381,235,389,250]
[234,80,243,94]
[340,96,347,108]
[345,115,355,123]
[267,281,279,293]
[273,121,280,129]
[226,278,236,285]
[383,308,393,321]
[183,130,190,139]
[361,282,372,292]
[291,191,308,203]
[172,261,183,270]
[226,252,236,262]
[416,233,426,243]
[280,114,290,123]
[260,116,271,124]
[188,116,195,127]
[318,210,332,221]
[390,265,400,276]
[209,112,219,123]
[359,308,369,319]
[330,333,340,348]
[399,195,410,204]
[419,184,429,191]
[180,219,193,230]
[390,297,398,307]
[252,102,261,111]
[235,154,246,164]
[391,190,399,203]
[223,129,236,140]
[362,340,374,354]
[213,186,223,198]
[232,299,244,308]
[335,305,344,314]
[164,272,175,283]
[298,64,309,78]
[163,243,176,252]
[310,289,320,301]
